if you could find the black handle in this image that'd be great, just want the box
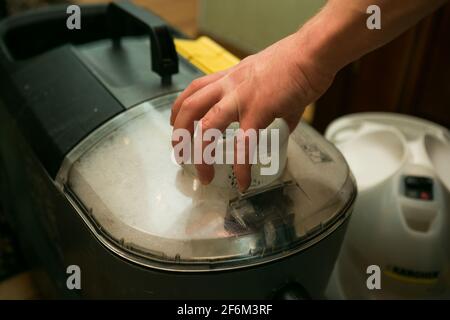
[107,1,179,85]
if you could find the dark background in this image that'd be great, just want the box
[315,4,450,132]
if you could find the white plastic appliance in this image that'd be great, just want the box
[324,113,450,299]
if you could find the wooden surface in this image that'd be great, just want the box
[0,272,41,300]
[76,0,199,37]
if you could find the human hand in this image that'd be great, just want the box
[171,32,335,191]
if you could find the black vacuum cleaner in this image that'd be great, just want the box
[0,1,356,299]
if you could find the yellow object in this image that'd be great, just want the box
[175,36,240,74]
[384,270,439,286]
[175,36,314,123]
[303,104,315,124]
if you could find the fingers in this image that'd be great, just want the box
[171,71,226,126]
[283,113,302,132]
[171,81,224,147]
[195,94,239,184]
[233,114,274,192]
[201,93,240,132]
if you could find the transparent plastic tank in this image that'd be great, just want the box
[56,93,356,271]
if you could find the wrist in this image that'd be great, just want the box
[292,2,366,77]
[286,21,337,99]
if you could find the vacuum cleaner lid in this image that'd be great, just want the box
[56,93,356,271]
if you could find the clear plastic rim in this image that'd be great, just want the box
[55,94,357,272]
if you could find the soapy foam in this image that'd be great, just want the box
[71,106,230,240]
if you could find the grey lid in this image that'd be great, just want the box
[56,93,356,271]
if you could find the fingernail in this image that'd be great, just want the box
[198,173,210,185]
[237,181,248,193]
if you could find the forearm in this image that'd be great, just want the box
[295,0,448,75]
[171,0,448,189]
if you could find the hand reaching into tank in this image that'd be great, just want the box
[170,33,335,191]
[171,0,448,192]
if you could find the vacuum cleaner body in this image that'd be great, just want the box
[0,3,356,299]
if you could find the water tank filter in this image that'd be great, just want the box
[181,118,290,191]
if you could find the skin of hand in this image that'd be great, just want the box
[171,33,335,191]
[171,0,448,192]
